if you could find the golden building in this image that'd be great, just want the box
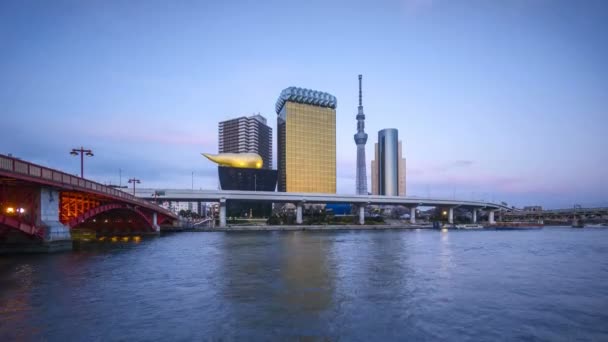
[275,87,337,193]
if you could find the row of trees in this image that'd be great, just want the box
[178,209,203,219]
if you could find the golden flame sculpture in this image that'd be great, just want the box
[201,153,263,169]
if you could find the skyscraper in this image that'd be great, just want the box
[275,87,337,193]
[218,114,272,169]
[370,129,406,196]
[211,115,277,217]
[354,75,368,195]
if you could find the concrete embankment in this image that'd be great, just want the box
[163,224,434,232]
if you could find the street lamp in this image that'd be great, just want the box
[70,147,94,178]
[128,178,141,195]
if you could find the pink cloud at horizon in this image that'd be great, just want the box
[77,116,217,148]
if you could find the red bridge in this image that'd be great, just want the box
[0,154,177,252]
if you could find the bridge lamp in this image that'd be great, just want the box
[442,210,447,216]
[128,178,141,195]
[18,208,25,214]
[70,146,94,178]
[6,207,15,214]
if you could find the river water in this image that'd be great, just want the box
[1,228,607,341]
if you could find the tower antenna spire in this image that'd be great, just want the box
[358,74,363,107]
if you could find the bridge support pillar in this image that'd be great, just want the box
[448,208,454,224]
[219,199,226,228]
[40,188,72,247]
[1,187,72,254]
[359,205,365,225]
[296,203,303,225]
[152,212,160,232]
[410,207,416,224]
[472,209,477,223]
[488,210,495,225]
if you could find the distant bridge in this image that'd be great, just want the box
[503,207,608,222]
[0,154,177,252]
[135,188,511,227]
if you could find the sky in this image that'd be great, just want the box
[1,0,607,209]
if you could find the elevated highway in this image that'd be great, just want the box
[135,188,511,227]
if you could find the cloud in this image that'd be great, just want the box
[77,115,217,147]
[409,160,474,175]
[451,160,474,168]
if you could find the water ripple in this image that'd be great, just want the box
[0,228,607,341]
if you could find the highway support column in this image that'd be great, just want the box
[359,205,365,225]
[219,199,226,228]
[410,207,416,224]
[296,202,303,224]
[472,209,477,223]
[488,210,495,225]
[448,208,454,224]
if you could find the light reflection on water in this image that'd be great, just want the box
[1,228,608,340]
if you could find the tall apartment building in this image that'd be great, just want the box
[218,114,272,169]
[275,87,337,193]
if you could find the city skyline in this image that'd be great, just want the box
[1,0,607,208]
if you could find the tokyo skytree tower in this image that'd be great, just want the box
[354,74,368,195]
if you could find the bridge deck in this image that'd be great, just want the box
[0,154,176,219]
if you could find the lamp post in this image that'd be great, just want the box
[128,178,141,196]
[70,147,94,178]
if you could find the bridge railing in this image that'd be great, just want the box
[0,154,175,218]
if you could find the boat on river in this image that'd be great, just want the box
[455,224,484,229]
[582,223,608,228]
[572,219,585,228]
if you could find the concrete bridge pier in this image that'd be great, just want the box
[40,188,72,243]
[448,208,454,224]
[410,207,416,224]
[152,212,160,232]
[296,202,303,224]
[1,187,72,254]
[472,209,477,223]
[488,210,496,225]
[358,205,365,225]
[219,199,226,228]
